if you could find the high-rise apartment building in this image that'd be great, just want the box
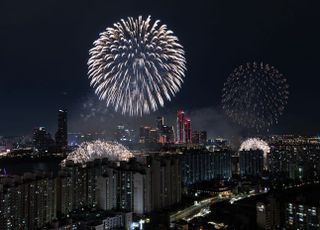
[256,196,280,230]
[239,149,264,176]
[181,149,232,186]
[0,172,56,230]
[148,153,182,210]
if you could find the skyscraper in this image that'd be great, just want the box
[55,109,68,149]
[156,116,164,129]
[176,109,192,144]
[33,127,54,153]
[149,154,182,210]
[200,131,207,145]
[184,118,192,144]
[176,109,185,144]
[159,125,175,144]
[192,131,207,145]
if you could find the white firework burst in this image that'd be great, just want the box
[62,140,133,165]
[88,15,186,116]
[239,138,270,169]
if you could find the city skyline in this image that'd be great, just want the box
[1,0,320,136]
[1,1,320,229]
[0,0,320,230]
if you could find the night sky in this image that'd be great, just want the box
[0,0,319,137]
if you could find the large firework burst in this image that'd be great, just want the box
[88,16,186,116]
[222,62,289,131]
[61,141,133,165]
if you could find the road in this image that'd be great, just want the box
[170,197,222,223]
[170,191,266,223]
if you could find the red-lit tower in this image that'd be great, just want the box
[176,109,192,144]
[176,109,185,144]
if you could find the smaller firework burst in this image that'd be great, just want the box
[222,62,289,131]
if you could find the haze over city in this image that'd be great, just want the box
[1,0,320,137]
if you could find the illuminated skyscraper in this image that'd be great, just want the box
[176,109,185,144]
[176,109,192,144]
[184,118,192,144]
[55,109,68,149]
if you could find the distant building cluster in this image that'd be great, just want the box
[3,109,320,229]
[1,109,210,157]
[137,109,207,146]
[113,125,136,144]
[138,116,175,145]
[267,135,320,181]
[32,109,68,154]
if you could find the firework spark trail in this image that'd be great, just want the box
[88,16,186,116]
[61,141,133,165]
[222,62,289,131]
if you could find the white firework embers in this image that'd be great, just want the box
[88,16,186,116]
[222,62,289,131]
[62,140,133,165]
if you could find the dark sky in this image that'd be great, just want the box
[0,0,319,137]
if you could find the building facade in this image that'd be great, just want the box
[239,149,264,176]
[181,149,232,186]
[0,173,56,230]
